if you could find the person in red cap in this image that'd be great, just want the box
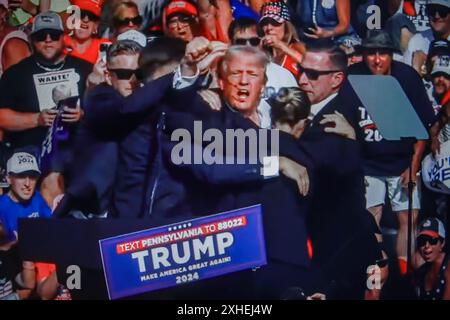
[65,0,110,64]
[163,0,231,43]
[415,217,450,300]
[163,0,201,42]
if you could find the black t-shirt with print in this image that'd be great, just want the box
[0,55,92,149]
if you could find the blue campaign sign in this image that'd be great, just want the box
[99,205,267,299]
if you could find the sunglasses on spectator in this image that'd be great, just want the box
[108,68,143,80]
[81,10,100,22]
[32,30,63,42]
[114,15,143,27]
[417,235,441,247]
[426,5,450,18]
[297,64,341,80]
[167,15,194,27]
[234,37,261,46]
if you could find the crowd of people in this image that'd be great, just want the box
[0,0,449,300]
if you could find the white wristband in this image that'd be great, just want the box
[261,156,279,178]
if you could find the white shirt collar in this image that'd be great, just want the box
[309,93,338,120]
[257,100,272,129]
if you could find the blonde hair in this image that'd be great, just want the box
[112,0,139,21]
[283,21,300,45]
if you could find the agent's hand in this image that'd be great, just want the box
[199,89,222,111]
[37,109,57,127]
[320,111,356,140]
[279,156,309,196]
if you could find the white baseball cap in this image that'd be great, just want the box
[6,152,41,176]
[117,30,147,48]
[0,0,8,9]
[432,56,450,77]
[31,11,64,35]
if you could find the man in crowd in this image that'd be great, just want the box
[346,30,436,275]
[0,12,92,207]
[430,55,450,106]
[405,0,450,74]
[0,151,53,300]
[0,151,51,242]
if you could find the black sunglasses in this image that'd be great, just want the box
[167,15,194,27]
[114,15,143,27]
[81,10,100,22]
[417,235,441,247]
[426,5,450,18]
[234,37,261,46]
[32,30,63,42]
[297,64,341,80]
[109,68,143,80]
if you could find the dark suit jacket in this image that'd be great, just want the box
[155,94,312,268]
[297,94,381,298]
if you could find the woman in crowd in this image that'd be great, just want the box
[292,0,357,44]
[259,1,304,78]
[415,217,450,300]
[111,0,142,39]
[65,0,110,65]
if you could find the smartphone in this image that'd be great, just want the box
[99,42,112,63]
[58,96,79,111]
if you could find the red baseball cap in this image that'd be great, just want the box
[164,0,198,20]
[71,0,104,17]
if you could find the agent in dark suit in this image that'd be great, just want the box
[53,39,146,218]
[297,41,381,299]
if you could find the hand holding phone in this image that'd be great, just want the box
[59,97,82,123]
[99,42,112,63]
